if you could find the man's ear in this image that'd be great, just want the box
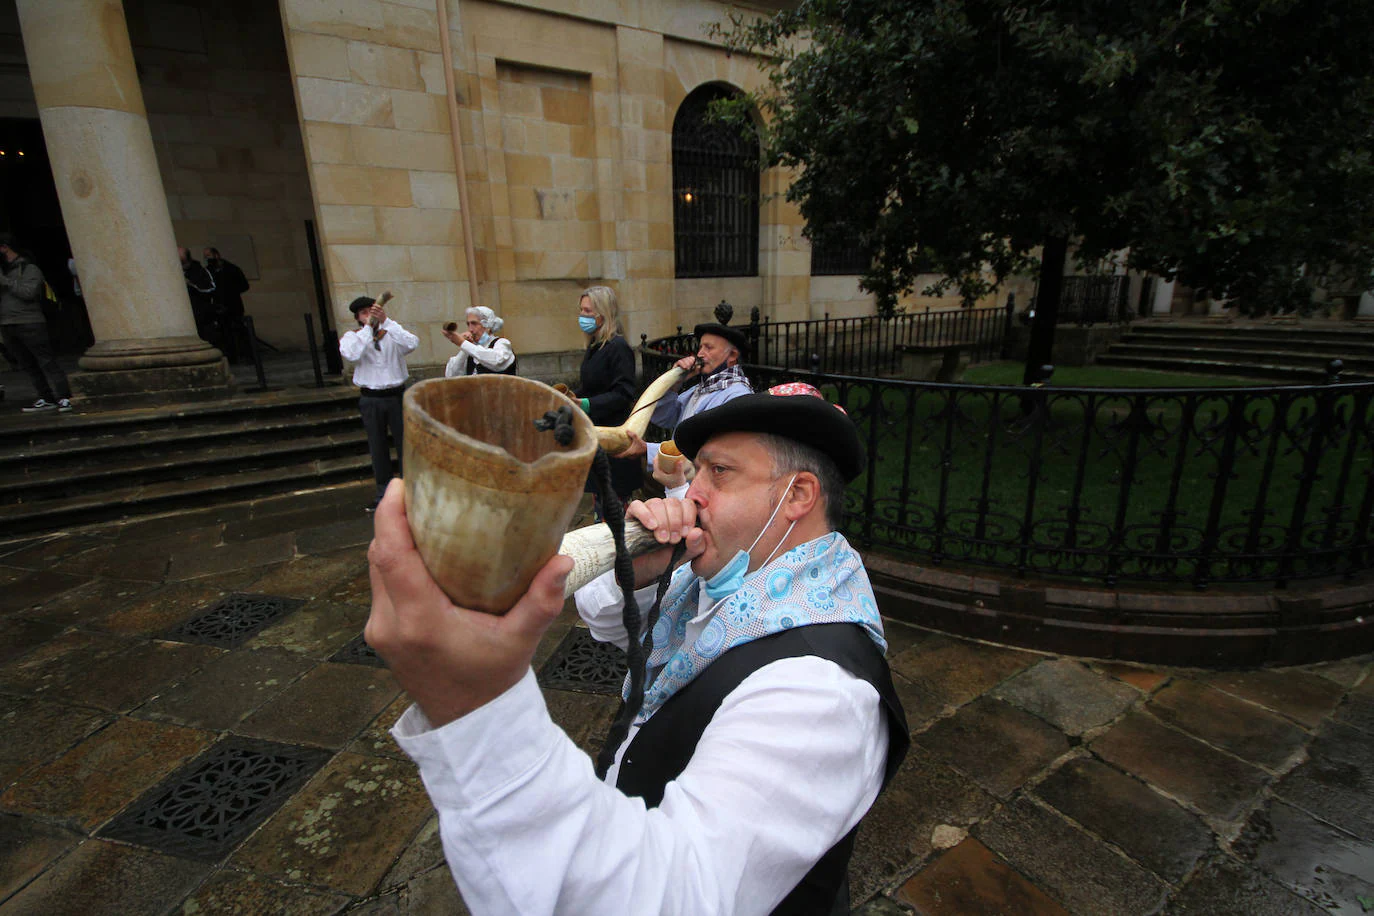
[782,472,821,522]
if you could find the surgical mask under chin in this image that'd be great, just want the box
[578,315,598,333]
[702,475,798,601]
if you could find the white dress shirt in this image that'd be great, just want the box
[392,570,887,916]
[339,318,418,388]
[444,335,516,377]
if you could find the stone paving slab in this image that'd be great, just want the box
[245,598,368,658]
[175,867,352,915]
[850,746,998,902]
[1235,798,1374,913]
[0,699,111,790]
[915,697,1070,799]
[975,797,1170,916]
[245,554,367,602]
[0,620,60,668]
[896,837,1071,916]
[1160,855,1330,915]
[1033,756,1212,883]
[347,694,413,761]
[0,718,213,831]
[0,838,210,916]
[0,630,135,699]
[1090,661,1170,693]
[1203,668,1348,727]
[235,662,400,749]
[229,751,432,896]
[0,571,89,617]
[57,640,224,713]
[991,659,1139,736]
[1147,678,1310,769]
[132,648,316,732]
[86,582,230,636]
[0,814,81,902]
[1091,711,1272,821]
[166,533,298,581]
[888,636,1040,726]
[16,578,156,628]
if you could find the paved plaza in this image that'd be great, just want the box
[0,483,1371,914]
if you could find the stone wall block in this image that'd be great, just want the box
[350,126,454,171]
[348,42,424,92]
[409,170,461,209]
[327,243,412,283]
[303,121,355,163]
[541,86,590,125]
[17,0,146,114]
[288,32,351,81]
[314,163,413,207]
[297,77,394,127]
[505,153,554,188]
[390,89,447,132]
[376,207,462,246]
[408,245,465,281]
[283,0,385,42]
[380,5,441,53]
[319,204,379,244]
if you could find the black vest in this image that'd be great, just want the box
[614,623,909,916]
[466,337,518,375]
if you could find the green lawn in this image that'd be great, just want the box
[962,362,1273,389]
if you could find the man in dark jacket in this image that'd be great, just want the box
[0,235,71,413]
[179,247,217,348]
[204,247,250,362]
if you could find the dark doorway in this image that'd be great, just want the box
[0,117,93,353]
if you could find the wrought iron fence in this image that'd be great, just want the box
[644,304,1014,378]
[1053,275,1134,325]
[641,332,1374,586]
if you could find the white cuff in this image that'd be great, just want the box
[392,669,560,806]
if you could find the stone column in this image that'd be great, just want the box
[1151,279,1175,316]
[15,0,229,405]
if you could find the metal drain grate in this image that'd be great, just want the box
[330,632,384,668]
[98,737,330,860]
[164,593,306,649]
[537,627,627,696]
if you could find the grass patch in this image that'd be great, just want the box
[962,362,1272,389]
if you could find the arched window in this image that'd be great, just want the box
[672,85,759,278]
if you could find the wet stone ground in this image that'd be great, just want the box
[0,482,1371,914]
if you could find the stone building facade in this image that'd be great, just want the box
[2,0,1002,402]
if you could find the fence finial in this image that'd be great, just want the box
[1327,359,1344,383]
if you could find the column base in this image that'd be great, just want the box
[71,337,232,409]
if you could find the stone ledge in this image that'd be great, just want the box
[865,551,1374,667]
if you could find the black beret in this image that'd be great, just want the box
[675,391,866,482]
[693,322,749,355]
[348,296,376,316]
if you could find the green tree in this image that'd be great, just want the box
[719,0,1374,377]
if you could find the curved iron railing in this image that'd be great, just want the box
[642,337,1374,588]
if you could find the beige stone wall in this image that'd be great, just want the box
[0,2,35,118]
[279,0,884,370]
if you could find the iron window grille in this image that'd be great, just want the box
[672,85,760,278]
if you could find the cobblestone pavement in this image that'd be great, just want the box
[0,485,1371,915]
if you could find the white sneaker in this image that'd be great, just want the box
[21,399,57,413]
[57,399,73,412]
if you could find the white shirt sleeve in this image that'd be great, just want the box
[383,318,419,353]
[393,655,887,916]
[444,352,467,378]
[574,570,661,650]
[461,337,516,372]
[339,326,368,361]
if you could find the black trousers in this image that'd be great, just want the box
[359,392,404,500]
[2,322,70,402]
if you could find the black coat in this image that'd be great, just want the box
[578,335,640,500]
[207,259,249,318]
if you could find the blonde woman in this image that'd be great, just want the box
[574,286,640,504]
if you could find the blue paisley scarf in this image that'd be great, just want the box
[629,531,886,723]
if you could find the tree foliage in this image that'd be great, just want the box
[718,0,1374,314]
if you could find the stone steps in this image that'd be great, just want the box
[1121,331,1374,358]
[1108,343,1374,374]
[0,384,377,536]
[1093,353,1353,382]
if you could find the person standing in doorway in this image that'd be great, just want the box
[0,235,71,413]
[179,247,217,348]
[339,294,417,512]
[204,247,250,363]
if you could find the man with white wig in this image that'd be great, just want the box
[443,306,517,377]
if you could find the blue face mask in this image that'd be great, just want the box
[702,475,798,601]
[578,315,598,333]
